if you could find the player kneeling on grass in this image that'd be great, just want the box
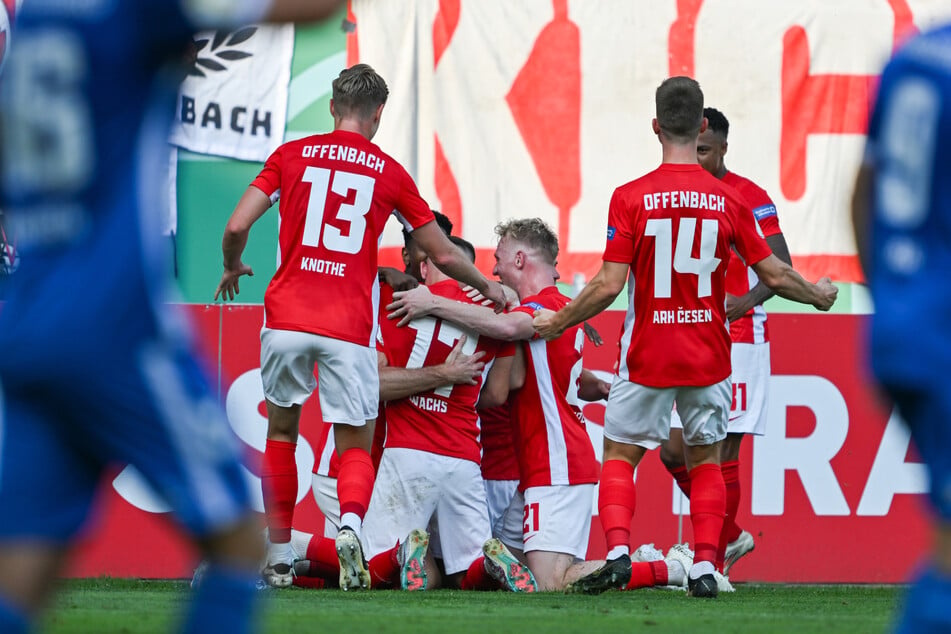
[387,219,684,593]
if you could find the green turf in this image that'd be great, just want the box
[40,579,903,634]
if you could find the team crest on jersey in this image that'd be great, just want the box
[607,225,617,240]
[187,27,256,78]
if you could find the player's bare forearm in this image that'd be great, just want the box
[534,265,623,340]
[851,163,874,276]
[478,354,514,409]
[265,0,344,22]
[728,233,791,319]
[433,300,533,341]
[379,355,485,401]
[754,255,837,311]
[578,369,610,401]
[434,256,505,310]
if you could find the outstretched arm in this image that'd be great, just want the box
[750,254,838,310]
[533,261,628,341]
[726,232,793,321]
[215,186,271,301]
[387,285,536,341]
[411,222,507,310]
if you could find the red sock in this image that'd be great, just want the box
[337,447,375,520]
[299,536,339,579]
[688,463,726,566]
[717,460,743,570]
[292,577,326,589]
[667,464,692,498]
[368,543,400,588]
[261,439,298,543]
[626,560,667,589]
[460,557,496,590]
[598,460,636,550]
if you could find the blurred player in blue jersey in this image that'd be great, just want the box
[0,1,341,632]
[852,23,951,634]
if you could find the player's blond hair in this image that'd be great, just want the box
[495,218,559,265]
[332,64,389,119]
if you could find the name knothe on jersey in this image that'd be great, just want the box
[643,190,725,212]
[300,256,346,277]
[301,143,385,174]
[653,308,714,324]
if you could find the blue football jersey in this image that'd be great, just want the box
[0,0,198,374]
[866,25,951,390]
[0,0,259,541]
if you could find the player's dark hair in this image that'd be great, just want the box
[656,76,704,142]
[450,235,476,263]
[703,107,729,139]
[402,210,453,245]
[332,64,389,119]
[495,218,559,265]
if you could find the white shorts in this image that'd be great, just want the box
[727,342,770,435]
[670,343,769,436]
[498,485,594,560]
[310,473,340,538]
[260,327,378,425]
[483,479,519,539]
[362,448,491,575]
[605,376,730,449]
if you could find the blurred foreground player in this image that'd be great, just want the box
[0,1,342,632]
[852,23,951,634]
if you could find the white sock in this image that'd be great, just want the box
[340,513,362,539]
[666,559,686,586]
[290,529,314,560]
[606,545,630,560]
[689,560,715,579]
[267,540,295,566]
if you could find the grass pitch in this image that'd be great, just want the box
[43,578,902,634]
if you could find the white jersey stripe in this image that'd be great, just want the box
[746,266,767,344]
[617,270,637,381]
[529,338,570,484]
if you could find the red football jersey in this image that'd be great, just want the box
[722,171,783,345]
[603,163,773,388]
[378,281,511,464]
[510,287,599,490]
[479,400,520,481]
[251,129,435,347]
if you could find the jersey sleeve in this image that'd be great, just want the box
[250,147,283,204]
[394,166,435,231]
[730,194,773,267]
[510,299,545,340]
[744,184,782,237]
[602,187,636,263]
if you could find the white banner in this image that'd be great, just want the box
[169,24,294,162]
[352,0,951,283]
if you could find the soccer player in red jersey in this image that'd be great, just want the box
[215,64,506,590]
[388,219,684,593]
[362,236,535,592]
[533,77,837,598]
[658,106,793,578]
